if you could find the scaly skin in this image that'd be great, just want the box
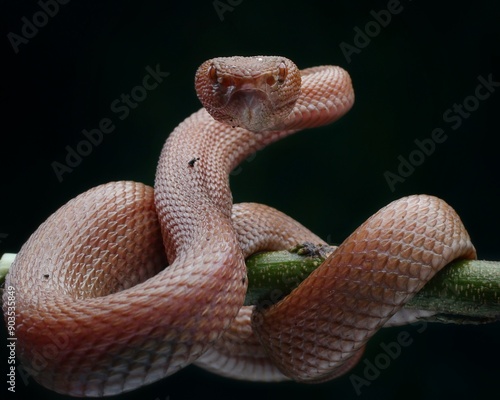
[2,56,475,396]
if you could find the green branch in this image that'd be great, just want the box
[0,253,15,285]
[244,244,500,324]
[1,250,499,324]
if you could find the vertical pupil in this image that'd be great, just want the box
[209,65,218,81]
[278,62,287,83]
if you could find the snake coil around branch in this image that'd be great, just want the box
[2,56,495,397]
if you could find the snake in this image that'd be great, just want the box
[2,56,476,396]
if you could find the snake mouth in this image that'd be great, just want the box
[230,88,269,108]
[228,89,271,131]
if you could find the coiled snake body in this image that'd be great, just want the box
[3,56,476,396]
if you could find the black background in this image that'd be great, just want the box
[1,0,499,399]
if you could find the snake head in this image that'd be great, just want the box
[195,56,301,132]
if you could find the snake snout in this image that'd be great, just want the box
[228,89,275,132]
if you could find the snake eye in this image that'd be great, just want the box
[278,61,287,83]
[208,64,218,82]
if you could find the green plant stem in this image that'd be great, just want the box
[0,253,15,285]
[245,245,500,324]
[1,250,499,324]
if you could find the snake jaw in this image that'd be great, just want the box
[211,77,283,131]
[226,88,272,132]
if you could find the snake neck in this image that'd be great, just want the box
[154,109,261,261]
[154,66,354,262]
